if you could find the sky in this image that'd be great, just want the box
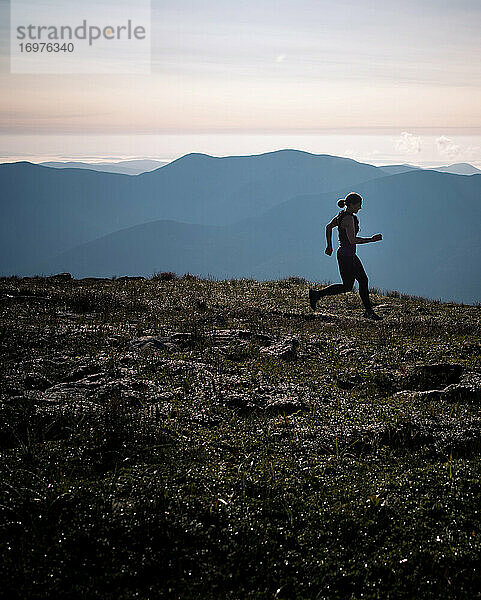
[0,0,480,165]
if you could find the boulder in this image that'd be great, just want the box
[48,272,72,281]
[23,374,52,391]
[264,398,306,415]
[260,337,299,360]
[402,363,463,391]
[130,336,178,351]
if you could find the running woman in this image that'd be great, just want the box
[309,192,383,320]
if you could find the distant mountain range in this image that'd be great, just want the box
[378,164,421,175]
[1,150,480,303]
[429,163,481,176]
[379,162,481,176]
[39,159,169,175]
[0,150,386,273]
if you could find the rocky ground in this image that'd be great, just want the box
[1,273,480,599]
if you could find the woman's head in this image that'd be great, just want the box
[337,192,362,209]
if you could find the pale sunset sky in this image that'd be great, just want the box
[0,0,480,165]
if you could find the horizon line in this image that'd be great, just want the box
[2,126,481,136]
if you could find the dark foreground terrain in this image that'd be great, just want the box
[1,274,480,599]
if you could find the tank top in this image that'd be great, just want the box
[337,210,359,257]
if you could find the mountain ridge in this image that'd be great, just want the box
[26,167,481,304]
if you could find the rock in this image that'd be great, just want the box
[56,311,79,320]
[264,398,306,415]
[213,329,273,346]
[106,335,126,347]
[336,373,364,390]
[339,347,357,357]
[403,363,464,391]
[170,333,195,347]
[130,336,178,351]
[394,389,444,401]
[23,374,52,391]
[79,277,110,283]
[441,384,481,403]
[260,337,299,360]
[94,380,135,402]
[223,393,253,410]
[117,276,146,281]
[48,272,72,281]
[394,383,481,403]
[42,375,142,405]
[41,380,101,404]
[62,363,104,383]
[374,303,395,310]
[219,340,254,362]
[131,332,200,351]
[131,329,275,354]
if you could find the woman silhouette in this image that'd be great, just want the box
[309,192,383,320]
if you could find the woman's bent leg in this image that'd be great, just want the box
[318,283,347,297]
[319,254,355,298]
[353,256,372,310]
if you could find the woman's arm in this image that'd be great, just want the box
[325,215,338,255]
[343,215,382,245]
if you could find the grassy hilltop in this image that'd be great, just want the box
[1,274,480,599]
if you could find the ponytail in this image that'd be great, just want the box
[337,192,362,208]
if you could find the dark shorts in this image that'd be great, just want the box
[337,249,368,289]
[318,248,372,310]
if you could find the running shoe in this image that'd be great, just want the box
[363,309,383,321]
[309,288,320,311]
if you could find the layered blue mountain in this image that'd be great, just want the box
[2,150,480,302]
[431,163,481,176]
[379,163,481,176]
[24,169,481,304]
[378,164,420,175]
[39,159,168,175]
[0,150,385,274]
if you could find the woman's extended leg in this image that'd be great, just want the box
[352,256,373,311]
[309,254,379,317]
[309,254,355,309]
[319,254,355,297]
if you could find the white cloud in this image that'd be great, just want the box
[436,136,461,160]
[435,138,481,166]
[395,131,422,154]
[465,146,481,164]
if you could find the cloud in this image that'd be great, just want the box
[435,138,481,166]
[395,132,422,154]
[436,136,461,160]
[465,146,481,165]
[275,54,287,63]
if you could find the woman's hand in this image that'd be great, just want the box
[371,234,383,242]
[325,245,333,256]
